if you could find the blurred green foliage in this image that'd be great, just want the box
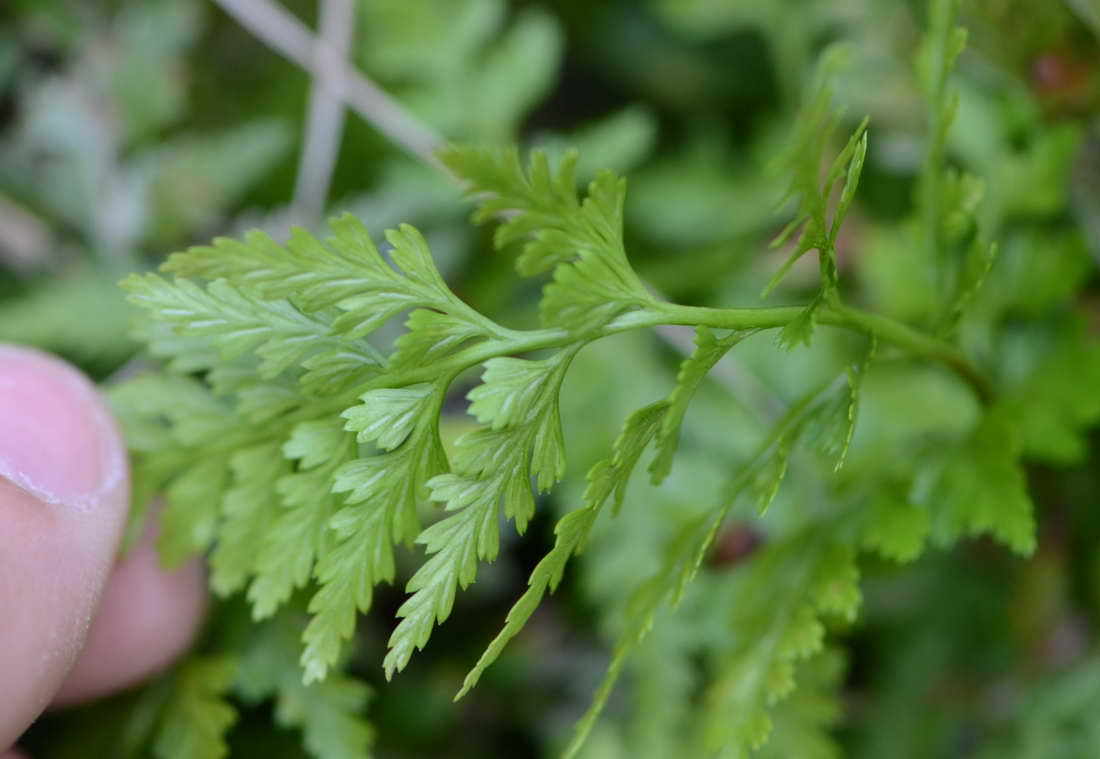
[4,0,1100,757]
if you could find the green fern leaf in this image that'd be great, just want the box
[650,326,743,485]
[384,349,577,677]
[757,649,846,759]
[159,456,231,567]
[439,146,583,275]
[342,384,436,450]
[456,402,668,698]
[237,614,374,759]
[441,145,654,330]
[696,534,860,756]
[209,443,291,597]
[764,45,868,301]
[303,413,445,682]
[123,275,343,379]
[859,487,930,563]
[247,423,355,621]
[776,298,819,351]
[564,518,711,759]
[915,411,1035,555]
[152,656,239,759]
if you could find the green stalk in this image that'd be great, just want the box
[307,298,991,424]
[646,302,991,403]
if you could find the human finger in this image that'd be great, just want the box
[51,509,207,706]
[0,345,129,749]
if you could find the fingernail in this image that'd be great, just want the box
[0,345,125,510]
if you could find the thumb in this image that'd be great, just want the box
[0,345,129,749]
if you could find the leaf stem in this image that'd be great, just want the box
[315,299,989,419]
[644,302,992,403]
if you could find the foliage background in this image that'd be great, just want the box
[3,0,1100,757]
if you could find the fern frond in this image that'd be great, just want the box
[237,613,374,759]
[764,44,869,305]
[455,401,668,699]
[152,656,239,759]
[384,348,577,678]
[695,533,860,756]
[440,145,656,331]
[915,410,1035,555]
[650,326,744,485]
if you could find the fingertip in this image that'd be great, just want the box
[0,345,130,748]
[53,513,208,706]
[0,344,126,511]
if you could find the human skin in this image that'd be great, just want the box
[0,345,207,755]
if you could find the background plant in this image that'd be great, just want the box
[4,1,1100,758]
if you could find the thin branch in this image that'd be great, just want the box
[292,0,356,225]
[212,0,445,170]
